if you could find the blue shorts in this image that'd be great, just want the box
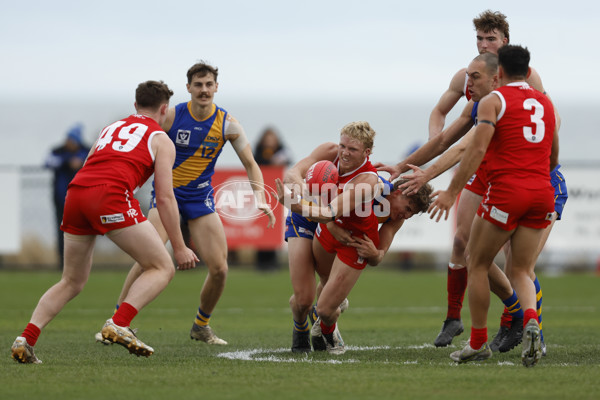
[550,164,568,220]
[284,212,318,242]
[150,184,215,221]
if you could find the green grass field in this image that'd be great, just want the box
[1,268,599,399]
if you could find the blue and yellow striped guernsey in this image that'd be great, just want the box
[168,102,228,195]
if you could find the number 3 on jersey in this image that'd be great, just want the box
[96,120,147,152]
[522,98,545,143]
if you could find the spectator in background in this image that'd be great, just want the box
[44,124,90,268]
[254,126,292,166]
[253,126,292,270]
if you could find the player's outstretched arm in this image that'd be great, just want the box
[428,95,497,222]
[428,68,468,140]
[399,124,477,195]
[378,99,476,181]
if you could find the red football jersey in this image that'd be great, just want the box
[330,156,379,236]
[70,114,164,193]
[485,83,555,189]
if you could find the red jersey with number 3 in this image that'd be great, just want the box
[70,114,164,192]
[486,83,555,189]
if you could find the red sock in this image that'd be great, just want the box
[320,319,336,335]
[470,326,487,350]
[523,308,538,328]
[111,302,138,327]
[447,266,468,320]
[500,307,512,328]
[22,323,41,346]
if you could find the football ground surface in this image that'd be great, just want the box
[1,268,599,399]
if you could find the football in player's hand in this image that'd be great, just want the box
[305,160,338,197]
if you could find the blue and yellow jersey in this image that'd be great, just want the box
[169,102,227,195]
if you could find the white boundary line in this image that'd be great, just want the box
[216,345,472,365]
[216,344,573,365]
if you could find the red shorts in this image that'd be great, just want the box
[464,165,488,196]
[315,223,379,270]
[477,181,554,231]
[61,184,147,235]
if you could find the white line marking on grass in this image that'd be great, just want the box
[217,348,358,363]
[217,345,559,366]
[407,343,436,349]
[217,345,401,364]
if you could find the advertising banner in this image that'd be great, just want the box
[211,166,285,250]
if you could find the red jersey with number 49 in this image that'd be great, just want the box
[70,114,164,193]
[486,83,555,189]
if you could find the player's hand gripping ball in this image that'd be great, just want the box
[305,160,338,200]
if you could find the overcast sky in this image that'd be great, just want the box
[2,0,598,105]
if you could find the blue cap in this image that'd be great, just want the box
[66,124,84,145]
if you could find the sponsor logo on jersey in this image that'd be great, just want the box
[176,130,191,147]
[197,181,210,189]
[100,213,125,224]
[127,209,139,218]
[490,206,509,225]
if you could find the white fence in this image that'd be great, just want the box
[1,162,599,269]
[388,162,600,270]
[0,167,20,253]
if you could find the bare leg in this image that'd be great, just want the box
[488,263,514,300]
[434,189,480,347]
[107,221,175,311]
[316,257,362,327]
[30,233,96,329]
[312,237,335,287]
[288,237,317,324]
[116,208,169,305]
[188,213,228,315]
[506,226,545,313]
[466,217,512,330]
[450,190,481,268]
